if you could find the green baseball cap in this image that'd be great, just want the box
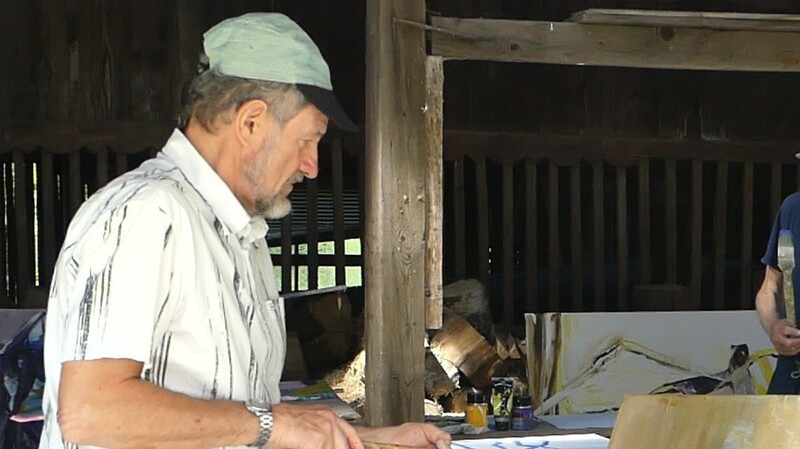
[204,13,357,132]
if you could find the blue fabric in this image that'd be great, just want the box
[762,192,800,394]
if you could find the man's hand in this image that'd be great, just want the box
[358,422,451,449]
[770,319,800,355]
[269,402,364,449]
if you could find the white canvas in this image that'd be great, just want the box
[526,311,777,415]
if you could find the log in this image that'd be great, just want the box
[442,279,493,338]
[429,312,500,390]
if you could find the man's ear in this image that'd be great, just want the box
[234,99,270,147]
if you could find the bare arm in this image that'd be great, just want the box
[59,359,365,449]
[756,266,800,356]
[59,359,258,449]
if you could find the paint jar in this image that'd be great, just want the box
[491,377,514,431]
[464,390,488,428]
[511,395,534,430]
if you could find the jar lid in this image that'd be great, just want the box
[515,395,532,407]
[467,391,485,403]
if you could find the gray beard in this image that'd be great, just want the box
[254,195,292,219]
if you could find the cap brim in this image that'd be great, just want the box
[297,84,358,132]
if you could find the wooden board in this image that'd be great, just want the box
[610,395,800,449]
[571,9,800,31]
[430,17,800,72]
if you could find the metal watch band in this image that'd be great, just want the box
[245,401,273,448]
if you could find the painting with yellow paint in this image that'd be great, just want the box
[525,311,777,415]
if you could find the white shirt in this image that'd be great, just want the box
[40,129,286,449]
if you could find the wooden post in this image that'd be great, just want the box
[424,56,444,330]
[364,0,427,425]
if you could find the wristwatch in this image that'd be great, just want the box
[244,400,273,448]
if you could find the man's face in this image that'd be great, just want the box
[245,104,328,219]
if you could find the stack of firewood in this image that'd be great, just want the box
[326,279,528,415]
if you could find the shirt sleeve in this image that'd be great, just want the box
[56,199,176,364]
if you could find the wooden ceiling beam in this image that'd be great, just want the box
[430,16,800,72]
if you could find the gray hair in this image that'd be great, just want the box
[178,68,308,131]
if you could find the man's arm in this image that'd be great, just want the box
[756,266,800,356]
[59,359,364,449]
[59,359,258,449]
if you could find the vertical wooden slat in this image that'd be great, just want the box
[68,151,82,219]
[424,56,444,329]
[665,158,677,283]
[713,162,729,309]
[502,162,515,326]
[281,216,292,292]
[569,164,582,311]
[13,149,31,306]
[593,160,605,311]
[771,163,782,219]
[638,159,652,285]
[616,166,629,311]
[115,152,128,178]
[525,160,538,312]
[0,162,7,304]
[96,146,109,188]
[453,157,466,279]
[796,164,800,192]
[307,178,319,290]
[691,160,703,308]
[741,161,754,308]
[548,162,560,311]
[332,139,346,286]
[40,151,57,288]
[476,156,490,291]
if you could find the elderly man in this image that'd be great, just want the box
[40,12,451,449]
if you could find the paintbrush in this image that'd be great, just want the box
[364,441,449,449]
[778,230,796,328]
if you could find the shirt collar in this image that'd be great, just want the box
[161,129,269,245]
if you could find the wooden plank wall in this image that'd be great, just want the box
[442,144,798,327]
[0,137,358,308]
[0,0,367,308]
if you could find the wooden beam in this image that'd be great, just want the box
[430,16,800,72]
[6,122,799,165]
[571,9,800,32]
[364,0,427,425]
[443,130,800,164]
[1,120,171,154]
[424,56,444,330]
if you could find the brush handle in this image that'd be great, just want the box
[785,269,796,328]
[364,442,424,449]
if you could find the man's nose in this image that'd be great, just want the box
[300,146,319,179]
